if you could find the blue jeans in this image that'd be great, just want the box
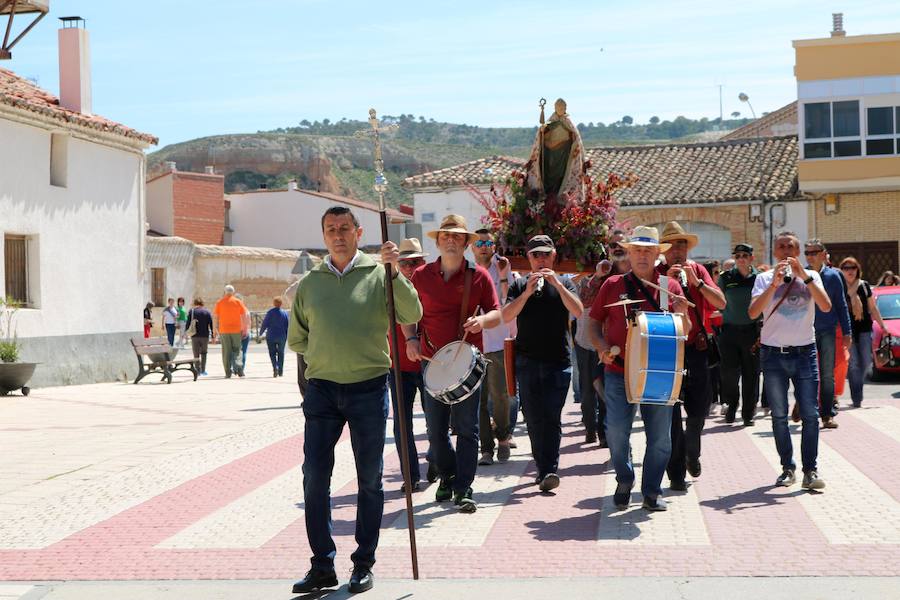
[848,331,872,405]
[516,355,571,478]
[422,384,480,494]
[165,323,176,346]
[266,337,286,374]
[388,370,424,484]
[761,345,820,473]
[241,335,250,370]
[604,371,673,499]
[815,329,837,418]
[302,375,388,571]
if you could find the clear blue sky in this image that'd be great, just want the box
[5,0,899,149]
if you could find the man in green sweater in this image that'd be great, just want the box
[288,206,422,595]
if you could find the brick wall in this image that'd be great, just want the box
[808,189,900,268]
[172,173,225,245]
[620,204,765,261]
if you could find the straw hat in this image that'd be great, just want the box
[426,214,478,243]
[398,237,429,259]
[659,221,699,250]
[620,226,671,252]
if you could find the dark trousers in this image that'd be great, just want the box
[191,336,209,373]
[668,346,710,483]
[516,355,572,479]
[574,344,605,437]
[388,370,423,484]
[719,324,760,421]
[302,375,388,571]
[165,323,176,346]
[422,385,480,494]
[815,328,837,418]
[266,337,286,375]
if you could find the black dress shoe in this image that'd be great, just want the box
[426,461,439,483]
[670,479,687,491]
[349,566,374,593]
[687,459,702,478]
[292,569,338,593]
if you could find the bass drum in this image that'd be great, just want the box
[423,341,487,405]
[624,311,687,406]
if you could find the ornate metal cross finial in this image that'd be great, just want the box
[354,108,399,210]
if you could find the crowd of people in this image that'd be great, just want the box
[143,205,892,595]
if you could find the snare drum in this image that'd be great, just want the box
[423,341,488,405]
[624,311,687,405]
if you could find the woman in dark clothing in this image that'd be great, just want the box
[839,257,889,406]
[186,298,214,376]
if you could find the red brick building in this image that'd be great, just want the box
[146,163,225,245]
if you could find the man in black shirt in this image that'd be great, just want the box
[502,235,583,492]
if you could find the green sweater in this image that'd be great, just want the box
[288,252,423,384]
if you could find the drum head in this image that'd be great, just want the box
[423,341,476,395]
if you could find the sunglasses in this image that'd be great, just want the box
[608,242,622,250]
[399,258,425,267]
[804,250,823,256]
[530,251,552,258]
[840,265,858,271]
[734,253,750,259]
[474,240,495,248]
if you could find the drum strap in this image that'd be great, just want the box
[457,266,473,340]
[625,273,662,312]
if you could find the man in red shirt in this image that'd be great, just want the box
[588,226,690,512]
[657,222,726,491]
[404,215,501,513]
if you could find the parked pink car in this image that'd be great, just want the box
[872,285,900,380]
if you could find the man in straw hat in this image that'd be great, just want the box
[502,234,583,493]
[288,206,422,594]
[387,238,430,492]
[587,226,691,512]
[403,214,502,513]
[657,221,726,491]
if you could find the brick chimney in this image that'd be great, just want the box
[58,17,91,115]
[831,13,845,37]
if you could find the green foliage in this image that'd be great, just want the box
[0,296,21,363]
[0,341,18,363]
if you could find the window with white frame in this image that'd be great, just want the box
[803,100,862,159]
[866,106,900,156]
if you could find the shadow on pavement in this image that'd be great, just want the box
[699,484,804,514]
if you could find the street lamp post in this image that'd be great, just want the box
[739,93,774,263]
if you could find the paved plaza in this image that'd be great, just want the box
[1,345,899,598]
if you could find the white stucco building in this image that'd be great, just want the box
[0,23,157,387]
[227,185,415,251]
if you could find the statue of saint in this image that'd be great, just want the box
[525,98,586,206]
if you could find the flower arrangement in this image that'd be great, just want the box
[0,296,21,363]
[470,169,637,271]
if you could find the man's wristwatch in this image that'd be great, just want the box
[406,335,419,342]
[803,275,814,284]
[696,280,705,289]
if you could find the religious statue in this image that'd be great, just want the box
[525,98,587,207]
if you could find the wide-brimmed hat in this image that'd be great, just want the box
[398,237,429,259]
[427,214,478,243]
[659,221,698,250]
[527,234,555,254]
[620,226,671,252]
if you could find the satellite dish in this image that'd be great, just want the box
[1,1,50,60]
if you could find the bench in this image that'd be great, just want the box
[130,336,199,384]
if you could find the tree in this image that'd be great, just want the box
[622,115,634,125]
[731,111,740,118]
[649,116,660,125]
[299,119,311,128]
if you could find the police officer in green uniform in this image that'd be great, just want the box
[717,243,762,425]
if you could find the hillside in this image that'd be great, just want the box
[148,114,754,207]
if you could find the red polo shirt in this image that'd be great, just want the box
[410,258,500,358]
[390,323,421,373]
[589,272,684,375]
[655,261,719,345]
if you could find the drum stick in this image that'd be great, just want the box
[638,278,696,308]
[453,308,481,363]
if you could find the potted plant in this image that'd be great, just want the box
[469,170,636,273]
[0,296,36,396]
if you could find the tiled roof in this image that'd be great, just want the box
[195,244,301,260]
[403,136,799,205]
[720,102,798,142]
[226,187,412,221]
[0,67,157,145]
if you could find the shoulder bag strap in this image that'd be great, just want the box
[764,278,796,324]
[457,265,473,340]
[627,272,662,313]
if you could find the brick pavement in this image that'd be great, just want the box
[0,347,898,582]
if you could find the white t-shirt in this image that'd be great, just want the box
[752,270,823,347]
[481,257,512,354]
[162,306,177,325]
